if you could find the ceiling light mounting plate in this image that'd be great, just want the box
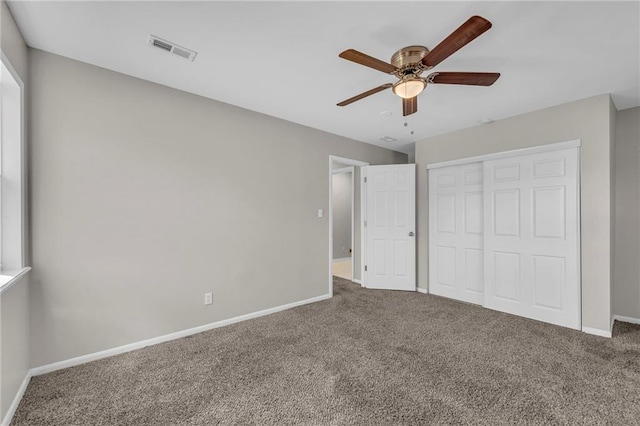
[391,45,431,78]
[391,45,429,68]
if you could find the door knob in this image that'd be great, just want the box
[408,232,415,237]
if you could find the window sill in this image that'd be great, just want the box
[0,267,31,295]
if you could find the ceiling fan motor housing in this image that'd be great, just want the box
[391,46,431,76]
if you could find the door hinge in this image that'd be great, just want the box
[364,220,367,227]
[364,265,368,272]
[364,177,367,183]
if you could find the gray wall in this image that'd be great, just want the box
[614,107,640,319]
[29,49,406,367]
[0,0,30,421]
[415,94,614,333]
[332,171,352,260]
[1,276,30,419]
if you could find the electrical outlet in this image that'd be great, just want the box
[204,292,213,305]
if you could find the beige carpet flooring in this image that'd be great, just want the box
[12,277,640,425]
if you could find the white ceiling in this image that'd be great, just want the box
[8,1,640,154]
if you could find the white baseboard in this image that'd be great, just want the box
[416,287,428,294]
[31,293,331,377]
[613,315,640,325]
[332,257,352,263]
[352,278,362,285]
[611,316,616,333]
[1,371,31,426]
[582,326,612,338]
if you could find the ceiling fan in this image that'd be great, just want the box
[337,15,500,116]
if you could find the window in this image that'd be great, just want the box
[0,53,28,291]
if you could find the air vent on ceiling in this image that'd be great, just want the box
[379,136,397,143]
[148,35,197,62]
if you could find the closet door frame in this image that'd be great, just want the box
[426,141,581,171]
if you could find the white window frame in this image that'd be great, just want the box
[0,52,30,294]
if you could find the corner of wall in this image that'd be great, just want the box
[609,95,617,330]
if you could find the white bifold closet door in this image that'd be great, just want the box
[483,147,580,330]
[429,162,484,304]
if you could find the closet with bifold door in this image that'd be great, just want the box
[428,142,581,330]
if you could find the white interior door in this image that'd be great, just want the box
[364,164,415,291]
[483,148,580,329]
[428,163,484,304]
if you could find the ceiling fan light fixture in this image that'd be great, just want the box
[392,77,425,99]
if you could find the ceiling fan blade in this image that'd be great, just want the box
[428,72,500,86]
[339,49,398,74]
[337,84,393,107]
[402,97,418,116]
[422,16,493,68]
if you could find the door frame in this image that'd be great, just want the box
[329,155,369,297]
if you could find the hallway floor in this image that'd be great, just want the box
[332,259,351,280]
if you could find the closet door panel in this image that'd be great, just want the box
[483,148,580,330]
[429,163,483,304]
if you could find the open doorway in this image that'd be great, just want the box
[329,155,369,296]
[331,166,354,280]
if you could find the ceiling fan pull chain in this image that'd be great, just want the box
[402,117,414,135]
